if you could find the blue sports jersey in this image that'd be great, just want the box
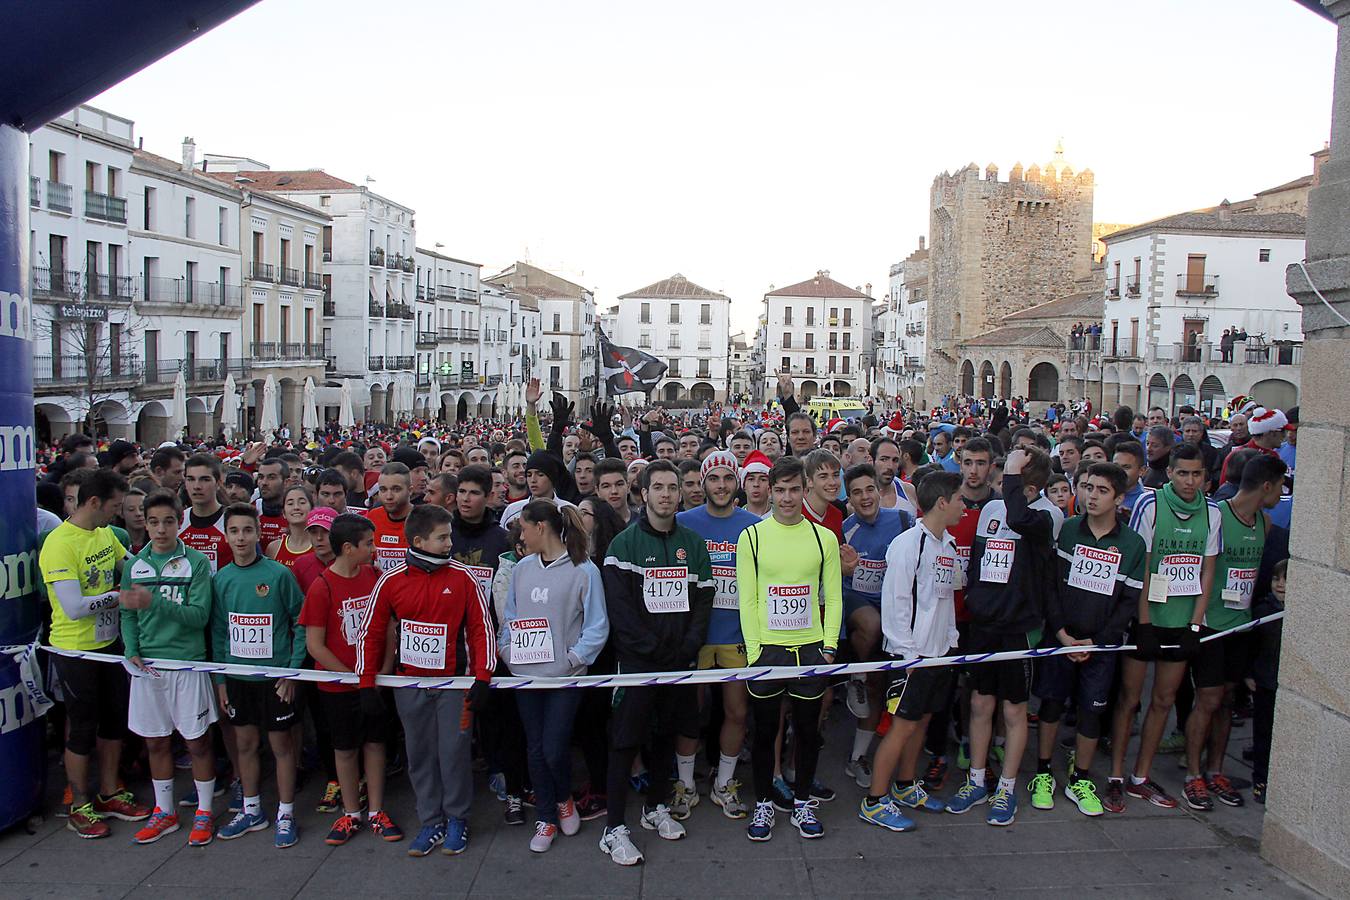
[678,505,762,645]
[842,507,914,607]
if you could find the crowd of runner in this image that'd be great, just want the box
[24,372,1294,864]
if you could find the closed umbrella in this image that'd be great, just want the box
[302,376,319,439]
[260,373,279,436]
[496,380,507,417]
[338,380,356,428]
[221,372,239,441]
[168,367,188,442]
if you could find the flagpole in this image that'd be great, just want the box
[595,323,605,405]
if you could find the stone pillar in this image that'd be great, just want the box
[1265,2,1350,894]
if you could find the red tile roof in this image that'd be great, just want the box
[766,273,870,300]
[618,273,727,301]
[205,169,358,192]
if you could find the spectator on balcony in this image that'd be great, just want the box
[1087,321,1101,350]
[1220,328,1235,364]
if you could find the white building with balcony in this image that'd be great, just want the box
[486,262,596,409]
[1099,199,1306,415]
[762,271,872,401]
[615,273,731,405]
[205,157,417,423]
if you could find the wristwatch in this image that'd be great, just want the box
[1188,623,1201,633]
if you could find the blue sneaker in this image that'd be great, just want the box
[408,821,446,857]
[945,777,990,815]
[629,770,650,794]
[890,781,947,813]
[770,777,795,813]
[858,797,915,832]
[274,813,298,848]
[987,787,1017,826]
[746,800,775,841]
[441,816,469,855]
[228,779,244,813]
[487,772,507,801]
[177,785,198,809]
[790,799,824,839]
[217,810,268,840]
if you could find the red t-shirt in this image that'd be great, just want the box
[298,565,381,693]
[179,507,234,574]
[802,497,845,543]
[949,491,997,623]
[271,535,311,572]
[292,550,329,594]
[366,506,410,573]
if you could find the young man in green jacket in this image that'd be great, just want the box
[120,490,218,846]
[210,503,307,847]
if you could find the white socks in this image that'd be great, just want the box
[277,801,294,819]
[716,753,738,790]
[969,767,987,787]
[998,775,1016,795]
[193,779,215,815]
[152,778,174,814]
[851,728,874,762]
[676,753,697,791]
[244,794,261,816]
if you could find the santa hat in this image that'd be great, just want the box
[1248,406,1288,436]
[825,418,846,434]
[1229,394,1261,418]
[700,450,739,482]
[739,449,772,485]
[883,411,905,435]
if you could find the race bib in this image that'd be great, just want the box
[375,547,404,573]
[934,555,956,597]
[712,565,739,611]
[467,565,494,597]
[229,612,273,659]
[94,607,119,643]
[201,548,219,574]
[1068,545,1121,595]
[766,583,813,631]
[508,617,555,665]
[643,566,689,614]
[1222,567,1256,610]
[1154,553,1203,599]
[979,540,1015,585]
[954,546,971,590]
[399,619,447,669]
[851,557,885,596]
[339,596,370,646]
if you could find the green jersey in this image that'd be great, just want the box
[120,540,214,660]
[1129,484,1221,629]
[1206,500,1266,632]
[210,556,306,682]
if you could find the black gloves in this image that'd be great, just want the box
[466,678,492,712]
[550,393,575,430]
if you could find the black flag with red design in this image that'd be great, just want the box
[599,328,668,395]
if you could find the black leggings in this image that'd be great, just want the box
[751,694,822,803]
[573,685,610,792]
[1251,686,1276,784]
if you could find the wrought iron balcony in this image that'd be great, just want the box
[280,267,301,286]
[368,355,385,370]
[34,353,142,386]
[388,355,415,371]
[32,267,81,297]
[46,181,72,213]
[415,330,438,347]
[1176,272,1219,296]
[141,277,242,307]
[323,298,337,317]
[84,191,127,223]
[303,271,324,290]
[369,248,385,267]
[250,262,275,282]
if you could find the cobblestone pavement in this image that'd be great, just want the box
[0,697,1320,899]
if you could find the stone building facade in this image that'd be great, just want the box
[926,147,1096,401]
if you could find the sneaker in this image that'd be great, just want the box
[575,790,607,822]
[558,799,581,836]
[858,797,914,832]
[1158,732,1186,754]
[599,824,643,865]
[1127,778,1179,809]
[640,804,685,840]
[629,770,651,794]
[442,817,469,855]
[325,813,360,846]
[188,811,214,846]
[987,787,1016,826]
[808,780,835,803]
[228,779,244,813]
[1103,780,1127,813]
[790,798,824,839]
[1028,772,1056,811]
[1253,781,1267,805]
[746,800,775,841]
[503,794,525,826]
[669,782,699,820]
[520,789,538,808]
[368,810,403,842]
[924,755,950,791]
[1206,773,1244,808]
[530,821,557,852]
[890,781,946,813]
[274,813,298,848]
[945,777,990,815]
[1183,777,1213,812]
[316,780,342,813]
[408,822,446,857]
[956,741,971,770]
[59,784,73,816]
[93,789,150,822]
[177,786,198,809]
[711,779,749,819]
[67,802,110,839]
[770,776,795,813]
[218,810,268,840]
[133,808,180,844]
[845,755,873,789]
[487,772,507,801]
[845,675,871,718]
[1066,778,1104,816]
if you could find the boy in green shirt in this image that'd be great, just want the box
[210,503,306,848]
[119,490,218,846]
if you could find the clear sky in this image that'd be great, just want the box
[91,0,1336,334]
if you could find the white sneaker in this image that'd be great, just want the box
[846,674,871,718]
[557,798,581,836]
[640,804,686,840]
[710,779,749,819]
[669,781,700,820]
[845,755,873,789]
[599,825,643,865]
[529,821,557,853]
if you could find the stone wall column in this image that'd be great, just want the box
[1264,2,1350,894]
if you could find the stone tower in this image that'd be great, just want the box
[925,145,1095,401]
